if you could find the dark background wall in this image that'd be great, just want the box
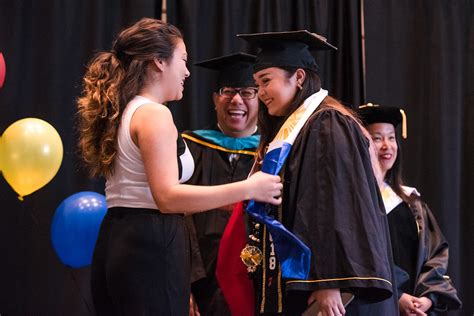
[0,0,471,315]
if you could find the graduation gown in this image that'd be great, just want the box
[386,189,462,314]
[249,103,398,315]
[183,127,258,316]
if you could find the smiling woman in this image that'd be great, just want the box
[147,40,190,102]
[76,19,282,315]
[367,122,398,176]
[236,30,399,315]
[357,104,462,315]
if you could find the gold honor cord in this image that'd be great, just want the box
[286,276,393,286]
[260,225,267,313]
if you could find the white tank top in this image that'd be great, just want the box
[105,95,194,209]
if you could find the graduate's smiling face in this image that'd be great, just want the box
[367,123,398,178]
[213,86,259,138]
[254,67,300,116]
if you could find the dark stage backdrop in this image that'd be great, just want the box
[0,0,472,315]
[167,0,364,131]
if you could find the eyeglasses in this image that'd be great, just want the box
[218,87,258,99]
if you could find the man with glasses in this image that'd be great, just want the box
[183,53,259,316]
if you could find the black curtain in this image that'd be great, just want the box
[0,0,472,315]
[364,1,473,315]
[166,0,364,131]
[0,1,162,315]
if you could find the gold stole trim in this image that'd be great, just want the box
[182,133,257,156]
[286,276,393,285]
[260,225,267,313]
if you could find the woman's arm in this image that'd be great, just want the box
[131,104,282,214]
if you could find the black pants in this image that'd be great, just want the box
[91,207,190,316]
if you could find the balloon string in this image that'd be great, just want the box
[21,202,39,227]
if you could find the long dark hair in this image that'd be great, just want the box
[76,18,183,178]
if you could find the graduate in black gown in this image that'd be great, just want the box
[236,30,399,315]
[183,53,260,315]
[357,103,462,315]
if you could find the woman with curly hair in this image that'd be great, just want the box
[76,18,282,315]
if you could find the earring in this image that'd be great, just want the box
[297,83,303,90]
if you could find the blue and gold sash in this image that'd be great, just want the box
[246,89,328,280]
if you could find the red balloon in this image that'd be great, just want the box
[0,52,5,88]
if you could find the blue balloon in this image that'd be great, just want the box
[51,191,107,268]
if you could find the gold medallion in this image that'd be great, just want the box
[240,244,263,273]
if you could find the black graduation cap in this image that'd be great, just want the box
[357,103,407,139]
[237,30,337,72]
[194,52,257,88]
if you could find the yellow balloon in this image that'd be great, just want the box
[1,118,63,198]
[0,136,3,172]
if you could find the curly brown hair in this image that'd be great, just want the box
[76,18,183,178]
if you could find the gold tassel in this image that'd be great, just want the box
[399,109,407,139]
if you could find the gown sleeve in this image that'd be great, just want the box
[284,108,394,302]
[413,201,462,311]
[182,134,208,283]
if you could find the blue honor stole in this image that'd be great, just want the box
[246,89,328,280]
